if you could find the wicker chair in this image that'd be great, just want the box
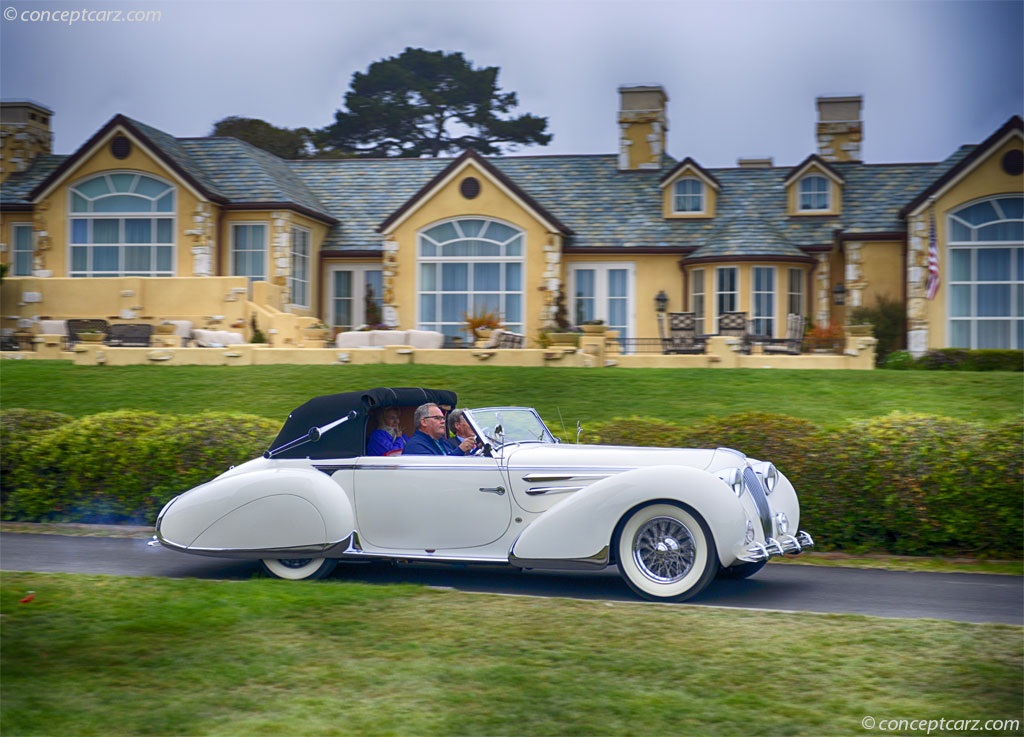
[105,323,154,347]
[762,313,806,355]
[661,312,707,354]
[717,312,752,354]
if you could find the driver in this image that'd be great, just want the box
[403,403,477,456]
[446,408,481,455]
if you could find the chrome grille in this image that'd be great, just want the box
[743,466,773,539]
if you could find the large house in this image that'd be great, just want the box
[1,88,1021,354]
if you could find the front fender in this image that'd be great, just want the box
[511,465,746,567]
[157,467,353,555]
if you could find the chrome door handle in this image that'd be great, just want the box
[479,486,506,495]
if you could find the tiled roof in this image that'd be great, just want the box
[0,154,66,205]
[288,158,449,249]
[178,138,334,221]
[1,116,991,259]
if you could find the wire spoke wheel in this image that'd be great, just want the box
[615,503,718,601]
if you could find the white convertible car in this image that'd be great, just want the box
[156,387,813,601]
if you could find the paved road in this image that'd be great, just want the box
[1,532,1020,625]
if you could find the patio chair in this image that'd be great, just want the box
[661,312,707,354]
[762,313,806,355]
[66,318,109,349]
[717,312,752,354]
[105,323,154,347]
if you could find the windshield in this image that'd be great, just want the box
[466,407,556,448]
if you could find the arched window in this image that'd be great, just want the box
[947,195,1023,349]
[69,172,175,277]
[418,218,524,340]
[673,177,704,213]
[798,175,829,211]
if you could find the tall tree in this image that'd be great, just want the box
[210,117,314,159]
[318,48,552,158]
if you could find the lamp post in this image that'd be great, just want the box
[655,290,669,343]
[833,283,846,306]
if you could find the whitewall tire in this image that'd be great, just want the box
[258,557,338,581]
[615,503,718,602]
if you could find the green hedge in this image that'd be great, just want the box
[2,410,279,524]
[883,349,1023,371]
[587,412,1022,559]
[2,409,1021,559]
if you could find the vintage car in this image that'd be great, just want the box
[156,387,813,601]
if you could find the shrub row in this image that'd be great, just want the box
[585,412,1022,559]
[883,349,1023,371]
[2,409,1020,559]
[2,409,279,525]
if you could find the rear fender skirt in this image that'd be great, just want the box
[510,465,746,566]
[156,467,354,553]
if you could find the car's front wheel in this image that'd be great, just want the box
[615,503,718,602]
[259,557,337,581]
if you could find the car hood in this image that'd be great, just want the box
[502,442,737,471]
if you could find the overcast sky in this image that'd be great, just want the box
[1,0,1021,167]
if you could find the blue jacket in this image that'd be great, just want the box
[367,429,407,456]
[402,429,456,456]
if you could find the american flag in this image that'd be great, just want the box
[926,206,940,300]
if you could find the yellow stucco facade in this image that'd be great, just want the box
[1,91,1021,362]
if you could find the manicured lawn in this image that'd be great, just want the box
[2,361,1020,427]
[2,572,1021,737]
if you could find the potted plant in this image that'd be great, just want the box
[155,320,177,335]
[77,329,106,343]
[302,321,330,341]
[580,319,606,335]
[463,309,503,343]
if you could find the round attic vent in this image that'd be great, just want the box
[1001,149,1023,177]
[460,176,481,199]
[111,136,132,160]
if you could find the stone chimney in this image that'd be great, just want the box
[0,100,53,184]
[618,85,667,171]
[816,95,862,163]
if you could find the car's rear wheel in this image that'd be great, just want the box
[259,557,337,581]
[615,503,718,602]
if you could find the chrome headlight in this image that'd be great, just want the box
[716,467,745,497]
[753,461,779,495]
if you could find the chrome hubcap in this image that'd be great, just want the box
[279,558,314,569]
[632,516,696,584]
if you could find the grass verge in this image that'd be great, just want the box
[2,361,1021,427]
[2,572,1021,737]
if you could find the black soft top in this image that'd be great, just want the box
[268,387,458,460]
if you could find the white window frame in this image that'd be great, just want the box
[672,177,704,213]
[751,266,776,337]
[947,196,1024,349]
[691,268,706,333]
[417,217,525,340]
[568,261,635,343]
[230,222,267,286]
[67,171,176,277]
[289,226,311,309]
[326,264,383,331]
[787,268,805,317]
[11,223,33,276]
[715,266,738,322]
[798,174,830,212]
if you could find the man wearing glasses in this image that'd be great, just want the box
[402,403,477,456]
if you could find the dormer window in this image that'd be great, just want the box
[799,175,829,211]
[673,177,704,213]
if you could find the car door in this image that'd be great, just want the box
[352,455,511,551]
